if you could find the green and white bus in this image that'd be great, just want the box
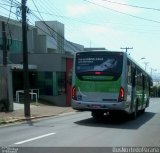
[71,51,152,119]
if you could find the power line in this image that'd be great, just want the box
[0,0,21,21]
[27,3,160,46]
[31,0,57,42]
[6,0,14,46]
[33,0,98,49]
[2,2,160,34]
[30,14,79,52]
[0,0,20,7]
[100,0,160,12]
[29,11,82,52]
[8,0,21,5]
[31,9,160,28]
[30,9,104,26]
[3,0,159,29]
[1,1,160,35]
[31,0,84,46]
[29,0,82,52]
[0,2,17,7]
[84,0,160,24]
[0,2,82,53]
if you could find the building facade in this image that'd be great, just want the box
[0,15,84,106]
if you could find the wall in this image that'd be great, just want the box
[35,21,64,53]
[40,95,66,106]
[10,53,68,71]
[28,53,68,72]
[64,40,84,53]
[0,66,13,111]
[0,17,35,55]
[35,35,47,53]
[9,54,23,64]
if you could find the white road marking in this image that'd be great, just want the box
[14,132,56,145]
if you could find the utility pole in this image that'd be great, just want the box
[22,0,30,117]
[121,47,133,53]
[2,21,7,66]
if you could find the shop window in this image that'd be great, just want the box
[57,72,66,95]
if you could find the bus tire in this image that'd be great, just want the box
[141,99,149,113]
[146,99,149,107]
[130,102,138,120]
[91,111,104,119]
[141,108,145,114]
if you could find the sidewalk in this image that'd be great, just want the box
[0,102,76,125]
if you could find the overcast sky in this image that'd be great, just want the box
[1,0,160,79]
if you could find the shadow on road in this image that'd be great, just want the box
[74,112,156,130]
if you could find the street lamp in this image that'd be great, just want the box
[138,57,147,70]
[143,62,149,71]
[150,68,157,78]
[138,57,146,62]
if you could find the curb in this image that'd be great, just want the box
[0,115,55,125]
[0,111,76,126]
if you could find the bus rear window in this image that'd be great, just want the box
[75,51,123,81]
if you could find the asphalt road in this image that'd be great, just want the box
[0,98,160,150]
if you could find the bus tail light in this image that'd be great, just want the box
[72,86,77,100]
[95,71,101,75]
[118,87,125,102]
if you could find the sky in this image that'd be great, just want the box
[1,0,160,80]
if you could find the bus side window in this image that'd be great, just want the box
[136,69,143,87]
[131,64,136,87]
[149,79,153,96]
[142,74,146,91]
[127,60,131,85]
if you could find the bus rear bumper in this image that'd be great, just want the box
[72,100,129,113]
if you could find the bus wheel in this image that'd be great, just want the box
[141,108,145,114]
[141,100,148,114]
[130,102,138,120]
[91,111,104,119]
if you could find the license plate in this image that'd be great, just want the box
[92,105,101,108]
